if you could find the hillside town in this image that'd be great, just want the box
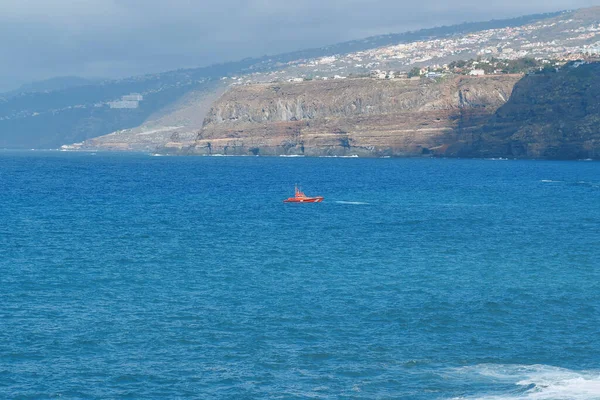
[221,9,600,85]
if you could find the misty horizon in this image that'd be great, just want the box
[2,0,599,92]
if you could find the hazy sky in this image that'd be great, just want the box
[0,0,598,91]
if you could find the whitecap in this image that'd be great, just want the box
[318,155,360,158]
[448,364,600,400]
[335,201,369,205]
[540,180,563,183]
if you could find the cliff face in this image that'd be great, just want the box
[456,63,600,159]
[173,76,520,156]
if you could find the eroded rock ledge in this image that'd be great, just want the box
[162,75,521,157]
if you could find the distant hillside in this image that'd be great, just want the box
[61,84,228,152]
[247,11,563,69]
[4,76,97,96]
[0,10,564,149]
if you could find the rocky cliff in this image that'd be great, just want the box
[167,76,520,157]
[75,63,600,160]
[454,63,600,159]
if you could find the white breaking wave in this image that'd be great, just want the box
[318,155,360,158]
[335,201,370,205]
[449,364,600,400]
[540,180,563,183]
[208,154,249,157]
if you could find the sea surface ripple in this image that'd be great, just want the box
[1,152,599,399]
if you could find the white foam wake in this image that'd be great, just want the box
[450,364,600,400]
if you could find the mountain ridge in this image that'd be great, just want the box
[0,9,571,149]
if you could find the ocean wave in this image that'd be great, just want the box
[574,181,600,189]
[335,201,370,205]
[208,154,252,157]
[431,203,496,207]
[540,179,600,189]
[449,364,600,400]
[318,155,360,158]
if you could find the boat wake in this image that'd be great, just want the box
[540,179,599,189]
[448,364,600,399]
[575,181,600,188]
[335,201,370,205]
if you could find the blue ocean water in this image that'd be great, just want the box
[1,151,600,399]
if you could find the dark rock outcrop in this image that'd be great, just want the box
[457,63,600,159]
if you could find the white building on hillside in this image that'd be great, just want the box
[122,93,143,101]
[109,93,144,109]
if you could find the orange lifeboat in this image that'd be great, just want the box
[283,185,324,203]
